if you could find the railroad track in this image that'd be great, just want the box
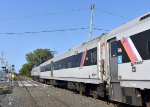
[20,80,39,107]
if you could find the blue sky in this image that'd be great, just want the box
[0,0,149,72]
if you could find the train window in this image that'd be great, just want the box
[58,64,61,69]
[91,50,97,63]
[68,62,72,68]
[42,66,45,72]
[64,62,67,69]
[86,57,88,61]
[54,66,58,70]
[44,66,46,71]
[61,63,64,69]
[66,63,69,69]
[47,64,51,71]
[76,60,80,67]
[110,41,118,57]
[45,65,48,71]
[147,41,150,54]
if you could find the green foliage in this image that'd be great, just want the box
[19,63,32,77]
[26,48,53,67]
[19,48,53,77]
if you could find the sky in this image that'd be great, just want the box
[0,0,149,73]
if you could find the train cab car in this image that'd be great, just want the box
[31,66,40,81]
[105,13,150,106]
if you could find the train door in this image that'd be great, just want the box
[108,38,122,102]
[109,38,119,82]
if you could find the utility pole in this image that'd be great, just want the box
[89,0,94,41]
[1,50,5,68]
[0,50,6,81]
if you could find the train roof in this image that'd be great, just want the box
[106,12,150,40]
[50,35,104,62]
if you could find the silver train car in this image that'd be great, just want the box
[31,66,40,81]
[31,13,150,106]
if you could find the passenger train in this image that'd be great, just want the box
[31,13,150,107]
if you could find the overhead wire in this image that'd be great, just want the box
[95,8,130,20]
[93,27,110,32]
[0,6,128,35]
[0,27,89,35]
[0,8,89,21]
[0,27,109,35]
[0,7,130,21]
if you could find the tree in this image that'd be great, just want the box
[19,48,53,77]
[26,48,53,67]
[19,63,32,77]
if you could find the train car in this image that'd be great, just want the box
[104,13,150,106]
[39,35,106,96]
[31,66,40,81]
[32,13,150,106]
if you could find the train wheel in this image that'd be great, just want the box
[146,94,150,107]
[44,80,47,84]
[92,90,99,99]
[75,83,80,92]
[79,89,84,95]
[79,83,85,95]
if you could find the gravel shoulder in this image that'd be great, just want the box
[0,81,116,107]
